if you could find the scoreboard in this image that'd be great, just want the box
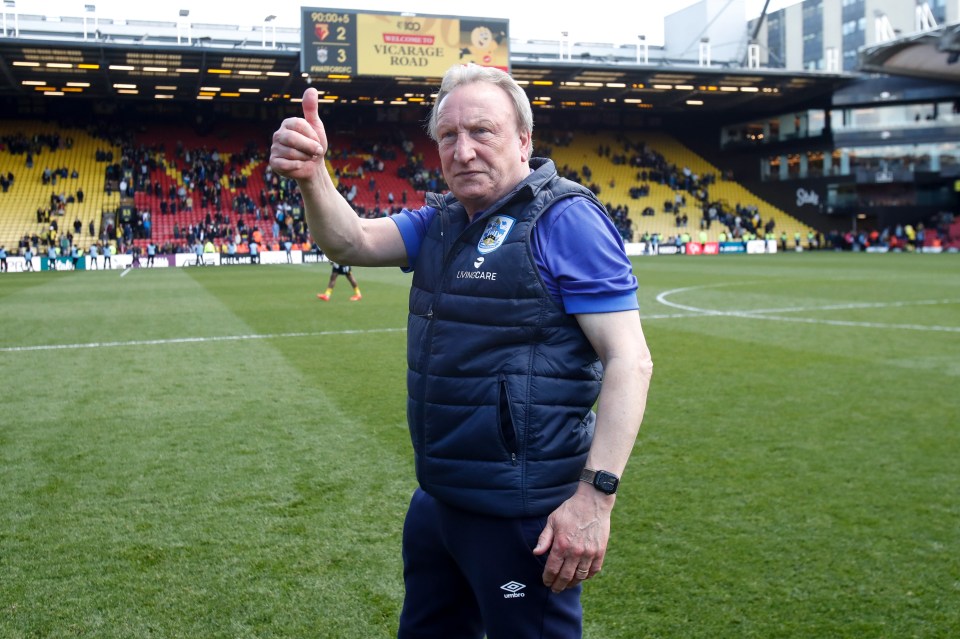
[301,8,509,78]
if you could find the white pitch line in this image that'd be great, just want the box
[0,327,407,353]
[654,286,960,333]
[723,298,957,315]
[3,291,958,354]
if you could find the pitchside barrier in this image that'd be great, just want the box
[624,240,778,256]
[0,250,324,272]
[3,243,796,273]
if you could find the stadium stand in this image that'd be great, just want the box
[539,129,813,245]
[3,118,825,256]
[0,122,122,253]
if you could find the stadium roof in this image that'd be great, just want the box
[0,12,852,119]
[859,22,960,84]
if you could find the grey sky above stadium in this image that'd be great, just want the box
[30,0,797,47]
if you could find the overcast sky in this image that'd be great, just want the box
[24,0,799,46]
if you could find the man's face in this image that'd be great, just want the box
[435,82,531,218]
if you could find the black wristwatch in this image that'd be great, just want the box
[579,468,619,495]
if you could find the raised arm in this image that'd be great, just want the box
[269,87,407,267]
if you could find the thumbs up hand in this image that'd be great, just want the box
[269,87,329,181]
[299,86,326,144]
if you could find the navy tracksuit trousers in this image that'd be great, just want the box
[397,488,583,639]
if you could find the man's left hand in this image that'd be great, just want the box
[533,486,615,592]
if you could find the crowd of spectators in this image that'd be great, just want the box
[5,121,958,265]
[2,131,73,167]
[96,128,448,254]
[536,134,730,243]
[826,215,953,251]
[88,131,303,254]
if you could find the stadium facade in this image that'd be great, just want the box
[738,0,960,231]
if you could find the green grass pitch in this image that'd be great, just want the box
[1,252,957,638]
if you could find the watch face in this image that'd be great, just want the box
[595,471,619,494]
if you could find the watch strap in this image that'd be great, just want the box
[579,468,598,484]
[579,467,619,494]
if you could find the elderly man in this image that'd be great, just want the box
[270,63,653,639]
